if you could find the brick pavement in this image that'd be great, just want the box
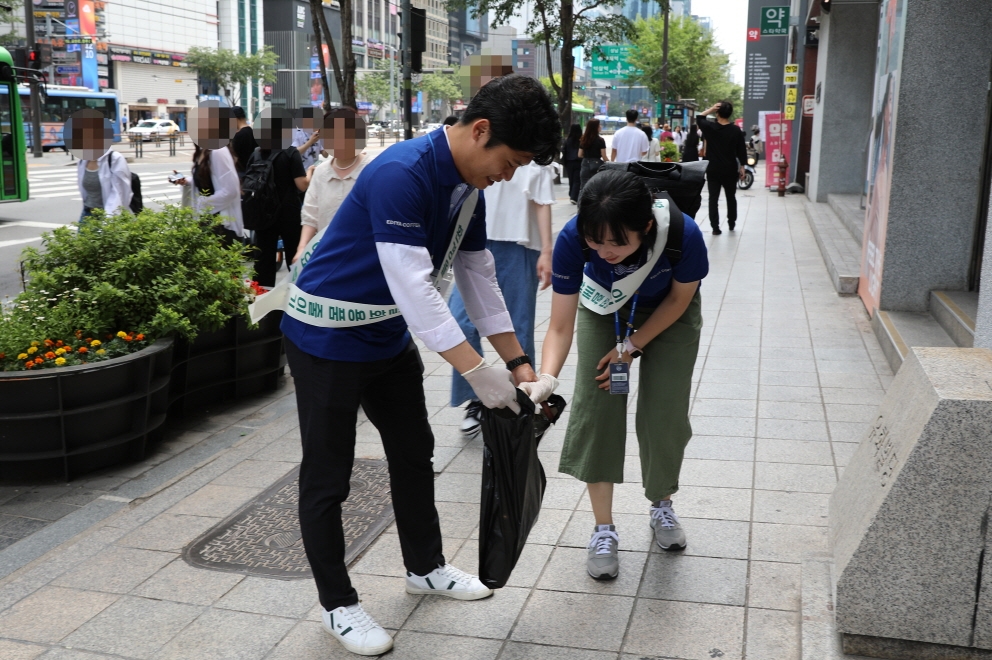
[0,175,892,659]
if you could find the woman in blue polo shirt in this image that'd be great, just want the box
[280,75,561,657]
[522,169,708,581]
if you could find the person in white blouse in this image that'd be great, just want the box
[169,102,245,244]
[293,107,370,263]
[448,160,556,437]
[67,109,133,222]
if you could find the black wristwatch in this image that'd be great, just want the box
[505,355,532,371]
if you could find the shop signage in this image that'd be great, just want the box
[297,5,305,28]
[157,98,168,104]
[175,99,187,105]
[760,6,789,36]
[107,45,187,66]
[55,65,80,74]
[785,87,797,103]
[784,103,795,120]
[802,95,814,116]
[783,63,798,85]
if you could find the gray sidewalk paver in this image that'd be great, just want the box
[0,183,899,658]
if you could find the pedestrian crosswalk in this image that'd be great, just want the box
[28,168,185,204]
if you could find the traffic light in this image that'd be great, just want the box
[410,7,426,73]
[36,43,52,68]
[27,48,38,69]
[10,46,26,70]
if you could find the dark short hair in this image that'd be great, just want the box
[577,169,657,249]
[231,106,247,120]
[324,106,366,140]
[460,74,561,166]
[626,109,639,123]
[442,115,459,126]
[717,101,733,119]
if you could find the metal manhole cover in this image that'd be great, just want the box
[182,459,394,579]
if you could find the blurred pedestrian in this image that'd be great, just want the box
[641,124,660,162]
[750,125,762,161]
[449,160,556,438]
[696,101,746,235]
[562,123,582,203]
[673,126,685,151]
[579,118,609,190]
[247,108,313,286]
[681,127,700,162]
[293,107,369,263]
[231,106,258,175]
[67,109,133,222]
[170,102,243,245]
[611,109,648,163]
[293,107,326,170]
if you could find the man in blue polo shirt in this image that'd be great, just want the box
[281,75,560,657]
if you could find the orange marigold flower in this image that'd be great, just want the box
[34,357,43,365]
[0,352,4,359]
[25,362,34,369]
[55,340,63,347]
[77,346,88,354]
[123,335,132,342]
[44,339,54,347]
[136,334,145,341]
[44,351,56,359]
[84,338,92,343]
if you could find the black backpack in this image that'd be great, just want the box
[598,160,707,220]
[582,191,685,267]
[107,151,143,214]
[241,148,281,231]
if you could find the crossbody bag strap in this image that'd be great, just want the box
[431,188,479,295]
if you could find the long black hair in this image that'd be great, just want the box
[579,119,601,150]
[577,169,657,249]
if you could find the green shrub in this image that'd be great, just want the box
[0,206,251,366]
[662,141,679,161]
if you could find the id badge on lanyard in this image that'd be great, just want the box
[610,287,639,395]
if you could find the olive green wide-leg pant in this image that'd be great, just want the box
[558,292,702,502]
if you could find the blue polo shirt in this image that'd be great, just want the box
[551,213,708,308]
[281,129,487,362]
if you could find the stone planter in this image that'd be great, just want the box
[0,313,286,480]
[0,339,174,480]
[168,311,286,416]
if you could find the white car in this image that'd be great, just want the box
[128,120,180,141]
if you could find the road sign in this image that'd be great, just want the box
[784,104,796,120]
[590,45,643,80]
[784,63,798,85]
[760,6,789,36]
[785,87,797,103]
[802,95,815,116]
[747,28,760,42]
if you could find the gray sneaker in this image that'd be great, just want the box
[650,501,687,551]
[587,525,619,580]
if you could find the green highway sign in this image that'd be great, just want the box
[590,45,643,80]
[760,6,789,36]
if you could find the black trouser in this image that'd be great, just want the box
[707,169,739,229]
[564,159,581,201]
[286,338,445,611]
[253,214,302,287]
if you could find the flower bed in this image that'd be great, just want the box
[0,207,284,479]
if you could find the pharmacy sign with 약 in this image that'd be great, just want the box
[760,6,789,36]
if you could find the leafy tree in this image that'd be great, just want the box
[356,65,394,118]
[185,46,279,104]
[540,74,593,109]
[309,0,357,109]
[415,69,461,116]
[454,0,634,135]
[628,15,743,118]
[0,0,24,46]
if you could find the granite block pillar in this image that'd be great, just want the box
[876,0,992,312]
[806,1,878,203]
[830,347,992,654]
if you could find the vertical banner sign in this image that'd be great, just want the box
[764,112,791,188]
[78,0,98,92]
[744,1,788,135]
[859,0,907,315]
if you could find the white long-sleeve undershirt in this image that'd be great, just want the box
[375,243,513,353]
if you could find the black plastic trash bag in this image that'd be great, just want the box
[478,392,567,589]
[598,160,708,219]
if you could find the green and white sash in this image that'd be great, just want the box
[248,189,479,326]
[578,201,671,315]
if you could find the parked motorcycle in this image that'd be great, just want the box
[738,145,757,190]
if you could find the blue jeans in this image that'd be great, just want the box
[449,240,539,407]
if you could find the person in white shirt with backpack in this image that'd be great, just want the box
[68,109,133,222]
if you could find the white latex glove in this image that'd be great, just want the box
[461,359,519,411]
[518,373,559,404]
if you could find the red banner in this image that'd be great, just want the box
[764,112,792,188]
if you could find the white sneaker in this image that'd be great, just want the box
[460,400,484,438]
[322,603,393,656]
[405,564,494,600]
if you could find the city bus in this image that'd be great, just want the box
[18,85,122,151]
[0,47,28,202]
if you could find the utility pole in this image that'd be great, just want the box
[661,0,670,126]
[24,0,42,157]
[401,0,412,140]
